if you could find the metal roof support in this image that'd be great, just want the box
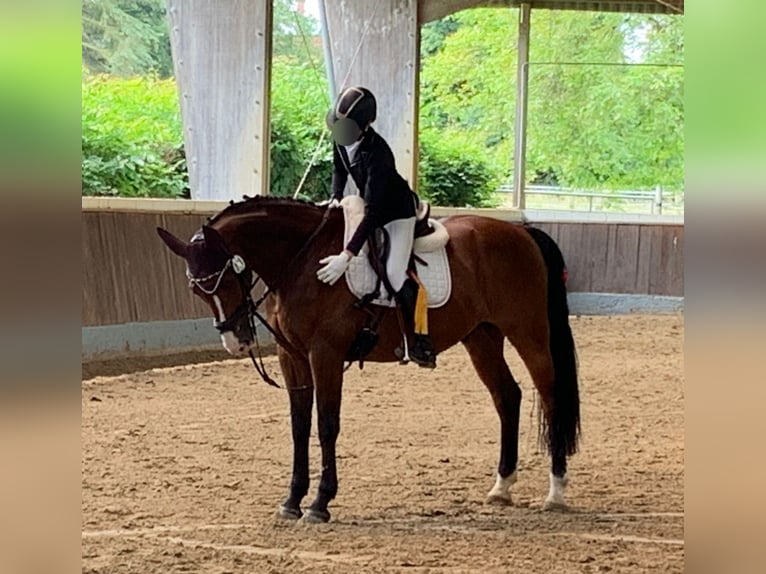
[512,3,531,209]
[318,0,337,101]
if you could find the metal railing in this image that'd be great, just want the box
[497,184,683,215]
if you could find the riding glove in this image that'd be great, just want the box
[317,251,352,285]
[317,198,342,208]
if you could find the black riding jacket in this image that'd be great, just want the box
[331,127,417,256]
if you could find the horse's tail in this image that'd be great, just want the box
[524,226,580,458]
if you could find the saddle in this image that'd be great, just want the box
[340,196,451,308]
[339,195,451,368]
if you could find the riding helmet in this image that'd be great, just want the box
[325,86,377,145]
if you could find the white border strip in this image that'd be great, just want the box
[82,197,683,225]
[82,318,275,361]
[525,208,683,225]
[81,197,525,222]
[568,293,683,315]
[82,294,681,360]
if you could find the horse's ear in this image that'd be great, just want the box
[201,225,226,252]
[156,227,189,259]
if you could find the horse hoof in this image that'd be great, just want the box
[278,505,303,520]
[542,499,570,512]
[302,508,331,524]
[486,494,513,506]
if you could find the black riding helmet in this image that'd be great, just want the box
[325,86,377,146]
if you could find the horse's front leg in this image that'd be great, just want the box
[278,350,313,520]
[303,347,344,523]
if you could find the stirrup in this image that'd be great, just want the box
[394,334,410,365]
[409,335,437,369]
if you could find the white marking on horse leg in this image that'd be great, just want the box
[543,472,569,510]
[486,471,517,505]
[213,295,241,355]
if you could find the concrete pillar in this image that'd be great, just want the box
[324,0,419,188]
[167,0,272,200]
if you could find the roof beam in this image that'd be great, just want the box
[419,0,683,23]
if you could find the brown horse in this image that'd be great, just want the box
[157,197,579,523]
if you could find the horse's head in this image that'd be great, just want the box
[157,225,257,355]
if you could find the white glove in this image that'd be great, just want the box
[317,251,352,285]
[317,198,342,208]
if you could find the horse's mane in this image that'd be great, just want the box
[206,195,324,226]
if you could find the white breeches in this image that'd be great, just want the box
[383,216,415,293]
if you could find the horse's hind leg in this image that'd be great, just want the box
[508,326,570,511]
[462,323,522,506]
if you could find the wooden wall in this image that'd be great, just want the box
[82,210,213,326]
[82,202,683,327]
[531,221,684,296]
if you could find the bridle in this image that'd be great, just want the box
[186,208,333,389]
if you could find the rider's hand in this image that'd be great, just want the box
[317,198,342,209]
[317,251,353,285]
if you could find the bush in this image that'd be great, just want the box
[82,74,187,197]
[269,57,332,202]
[418,130,499,207]
[269,115,332,202]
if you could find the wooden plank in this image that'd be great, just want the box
[583,223,610,293]
[167,0,272,200]
[81,212,104,326]
[326,0,419,187]
[634,224,653,294]
[556,223,586,292]
[653,225,684,296]
[668,225,684,296]
[647,225,666,296]
[605,224,640,293]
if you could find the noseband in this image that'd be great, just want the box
[187,253,284,388]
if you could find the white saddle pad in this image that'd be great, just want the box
[340,196,452,308]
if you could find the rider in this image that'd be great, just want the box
[316,86,437,368]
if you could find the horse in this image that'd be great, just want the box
[157,196,580,523]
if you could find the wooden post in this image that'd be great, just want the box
[654,185,663,214]
[167,0,273,200]
[324,0,419,189]
[512,3,531,210]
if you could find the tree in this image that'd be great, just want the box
[273,0,322,61]
[82,0,173,77]
[419,8,684,192]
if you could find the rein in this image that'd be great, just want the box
[188,207,334,389]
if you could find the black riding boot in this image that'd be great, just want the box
[395,278,437,369]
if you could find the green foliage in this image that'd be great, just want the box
[420,9,684,194]
[418,130,499,207]
[269,55,332,201]
[420,16,460,57]
[81,3,683,207]
[420,9,517,173]
[273,0,322,60]
[82,0,173,77]
[81,75,187,197]
[81,0,320,77]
